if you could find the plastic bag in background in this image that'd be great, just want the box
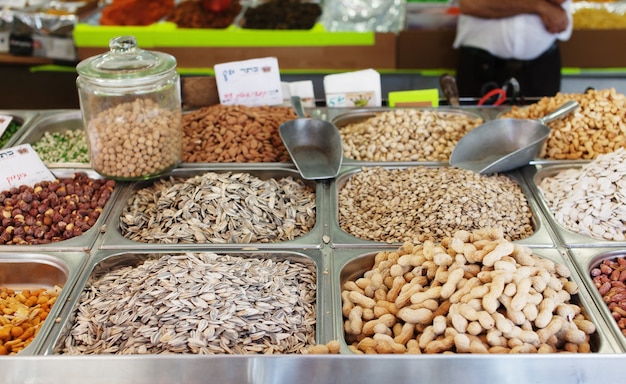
[0,10,13,53]
[321,0,407,32]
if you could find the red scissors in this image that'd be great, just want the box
[478,88,507,106]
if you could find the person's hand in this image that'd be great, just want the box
[538,0,569,33]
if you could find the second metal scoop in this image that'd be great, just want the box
[450,100,579,174]
[279,96,343,180]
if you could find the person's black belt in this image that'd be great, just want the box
[461,40,558,70]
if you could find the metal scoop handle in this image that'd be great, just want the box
[538,100,579,125]
[290,95,306,118]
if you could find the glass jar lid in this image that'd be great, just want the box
[76,36,177,85]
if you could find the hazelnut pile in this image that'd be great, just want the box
[0,173,116,245]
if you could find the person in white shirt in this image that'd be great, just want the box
[453,0,573,98]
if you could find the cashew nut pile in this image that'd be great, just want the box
[500,88,626,160]
[538,147,626,241]
[342,228,597,354]
[339,109,483,161]
[338,166,533,243]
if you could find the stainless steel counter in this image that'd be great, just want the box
[1,106,625,384]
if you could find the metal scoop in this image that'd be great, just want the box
[449,100,579,174]
[279,96,343,180]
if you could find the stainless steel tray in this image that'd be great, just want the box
[331,107,486,165]
[97,166,328,250]
[330,246,623,354]
[13,110,90,168]
[0,110,39,149]
[329,164,558,248]
[0,251,88,355]
[0,168,123,252]
[39,248,329,355]
[567,247,626,351]
[522,163,626,248]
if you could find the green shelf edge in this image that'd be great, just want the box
[30,65,626,77]
[73,22,379,48]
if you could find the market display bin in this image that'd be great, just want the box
[568,248,626,352]
[39,248,330,355]
[330,107,485,164]
[522,163,626,248]
[331,246,623,354]
[0,168,123,252]
[96,166,327,250]
[0,110,39,149]
[13,110,90,168]
[0,251,89,355]
[330,164,558,248]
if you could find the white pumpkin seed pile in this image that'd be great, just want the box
[538,147,626,241]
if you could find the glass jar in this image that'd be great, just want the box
[76,36,182,180]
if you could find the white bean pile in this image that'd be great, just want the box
[338,167,534,243]
[339,109,483,161]
[538,148,626,241]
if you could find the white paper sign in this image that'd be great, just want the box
[0,115,12,138]
[214,57,283,106]
[0,144,56,192]
[323,69,382,107]
[281,81,316,108]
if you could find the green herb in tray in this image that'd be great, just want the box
[32,129,90,163]
[0,120,21,148]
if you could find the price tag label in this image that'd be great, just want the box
[0,114,12,138]
[0,144,56,192]
[214,57,283,106]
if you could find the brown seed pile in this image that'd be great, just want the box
[242,0,322,30]
[342,229,596,354]
[167,0,242,28]
[338,167,533,243]
[591,256,626,337]
[61,252,317,354]
[0,173,116,245]
[500,88,626,160]
[0,286,61,355]
[86,98,182,179]
[182,104,298,162]
[339,109,483,161]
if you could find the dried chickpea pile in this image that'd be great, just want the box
[182,104,298,162]
[340,109,483,161]
[538,148,626,241]
[338,166,533,243]
[591,256,626,337]
[87,98,182,179]
[0,173,116,245]
[0,286,61,355]
[500,88,626,160]
[342,228,597,354]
